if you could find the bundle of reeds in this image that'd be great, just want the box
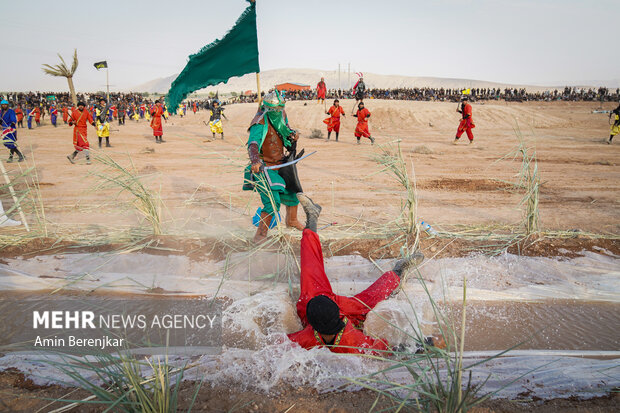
[91,153,163,235]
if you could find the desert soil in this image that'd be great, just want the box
[0,99,618,412]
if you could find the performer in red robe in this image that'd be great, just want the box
[454,96,475,144]
[67,102,95,164]
[353,101,374,145]
[14,105,24,128]
[287,194,442,355]
[316,77,327,104]
[192,102,198,114]
[323,99,345,141]
[62,105,69,124]
[150,100,167,144]
[33,107,41,126]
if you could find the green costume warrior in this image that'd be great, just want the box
[243,90,305,242]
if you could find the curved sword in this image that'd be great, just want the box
[264,150,316,170]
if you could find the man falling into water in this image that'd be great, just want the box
[287,193,445,354]
[243,90,305,242]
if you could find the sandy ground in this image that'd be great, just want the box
[2,99,618,243]
[1,100,619,412]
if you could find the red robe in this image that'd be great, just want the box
[69,108,93,151]
[354,107,371,138]
[33,107,41,122]
[62,107,69,123]
[324,105,345,133]
[287,229,399,355]
[456,103,475,141]
[316,81,326,100]
[150,105,164,136]
[15,107,23,122]
[192,103,197,113]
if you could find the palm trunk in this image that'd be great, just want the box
[67,76,77,106]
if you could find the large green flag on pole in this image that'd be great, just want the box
[166,0,259,109]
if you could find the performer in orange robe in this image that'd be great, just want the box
[353,101,374,144]
[323,99,345,141]
[62,105,69,124]
[67,102,95,164]
[14,105,24,128]
[316,77,326,103]
[150,100,167,143]
[33,107,41,126]
[454,96,475,144]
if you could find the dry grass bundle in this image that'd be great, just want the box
[370,140,420,256]
[91,153,163,235]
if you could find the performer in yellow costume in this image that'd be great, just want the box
[95,98,111,148]
[209,100,227,139]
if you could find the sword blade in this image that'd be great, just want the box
[264,151,317,170]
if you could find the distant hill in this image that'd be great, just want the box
[131,68,566,95]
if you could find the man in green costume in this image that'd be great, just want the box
[243,90,305,242]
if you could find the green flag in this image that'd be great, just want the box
[166,0,260,109]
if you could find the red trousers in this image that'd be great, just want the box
[73,127,89,151]
[296,229,400,327]
[456,118,474,141]
[151,117,163,136]
[354,121,371,138]
[325,117,341,133]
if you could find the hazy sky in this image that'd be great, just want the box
[2,0,618,92]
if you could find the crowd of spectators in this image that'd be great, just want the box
[278,86,619,103]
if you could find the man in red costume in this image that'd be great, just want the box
[62,104,69,124]
[14,105,24,128]
[33,106,41,126]
[287,194,442,355]
[150,100,167,143]
[323,99,345,141]
[67,102,95,165]
[353,101,374,145]
[454,96,475,144]
[316,77,327,104]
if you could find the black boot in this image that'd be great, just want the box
[392,251,425,279]
[221,133,224,140]
[327,132,331,140]
[335,132,339,142]
[106,137,111,147]
[67,151,78,164]
[609,135,614,145]
[297,193,322,233]
[14,148,25,162]
[98,137,102,148]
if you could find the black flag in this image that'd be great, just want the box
[94,61,108,70]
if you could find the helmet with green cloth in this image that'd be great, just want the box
[262,89,285,111]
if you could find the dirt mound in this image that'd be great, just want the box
[418,178,514,191]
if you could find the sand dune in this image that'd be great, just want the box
[131,68,564,94]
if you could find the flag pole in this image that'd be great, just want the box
[256,72,262,106]
[106,67,110,102]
